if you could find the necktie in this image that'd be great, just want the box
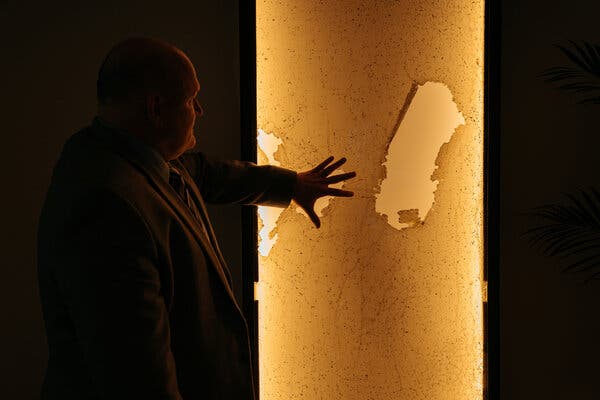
[168,165,208,237]
[168,165,234,287]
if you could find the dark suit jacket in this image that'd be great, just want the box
[37,118,296,399]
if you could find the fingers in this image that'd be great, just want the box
[321,157,347,176]
[325,171,356,184]
[326,187,354,197]
[311,156,335,173]
[305,207,321,228]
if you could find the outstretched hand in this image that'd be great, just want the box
[292,156,356,228]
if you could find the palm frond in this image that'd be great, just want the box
[540,40,600,104]
[524,188,600,281]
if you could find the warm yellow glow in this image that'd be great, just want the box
[257,0,484,399]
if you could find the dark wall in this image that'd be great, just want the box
[500,1,600,399]
[0,1,241,398]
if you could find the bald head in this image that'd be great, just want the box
[97,37,194,107]
[96,37,203,160]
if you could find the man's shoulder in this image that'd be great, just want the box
[51,125,153,200]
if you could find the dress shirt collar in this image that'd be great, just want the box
[92,116,170,182]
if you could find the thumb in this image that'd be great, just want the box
[304,205,321,229]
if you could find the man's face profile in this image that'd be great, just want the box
[155,54,203,158]
[97,37,204,160]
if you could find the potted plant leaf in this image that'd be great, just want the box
[525,41,600,281]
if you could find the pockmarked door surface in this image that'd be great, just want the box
[255,1,485,398]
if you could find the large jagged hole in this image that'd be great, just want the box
[375,82,465,230]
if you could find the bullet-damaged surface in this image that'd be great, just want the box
[256,1,484,399]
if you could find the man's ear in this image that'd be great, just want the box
[145,93,161,126]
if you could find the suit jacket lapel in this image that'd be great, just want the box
[88,123,239,308]
[169,160,248,318]
[170,159,233,282]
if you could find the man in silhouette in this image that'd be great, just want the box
[37,37,355,400]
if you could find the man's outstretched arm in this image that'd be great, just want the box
[178,152,298,207]
[179,153,356,228]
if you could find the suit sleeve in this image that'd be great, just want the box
[53,188,182,400]
[178,152,297,207]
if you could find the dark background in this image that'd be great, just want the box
[500,1,600,398]
[0,1,243,397]
[0,1,598,399]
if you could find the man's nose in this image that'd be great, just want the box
[194,99,203,117]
